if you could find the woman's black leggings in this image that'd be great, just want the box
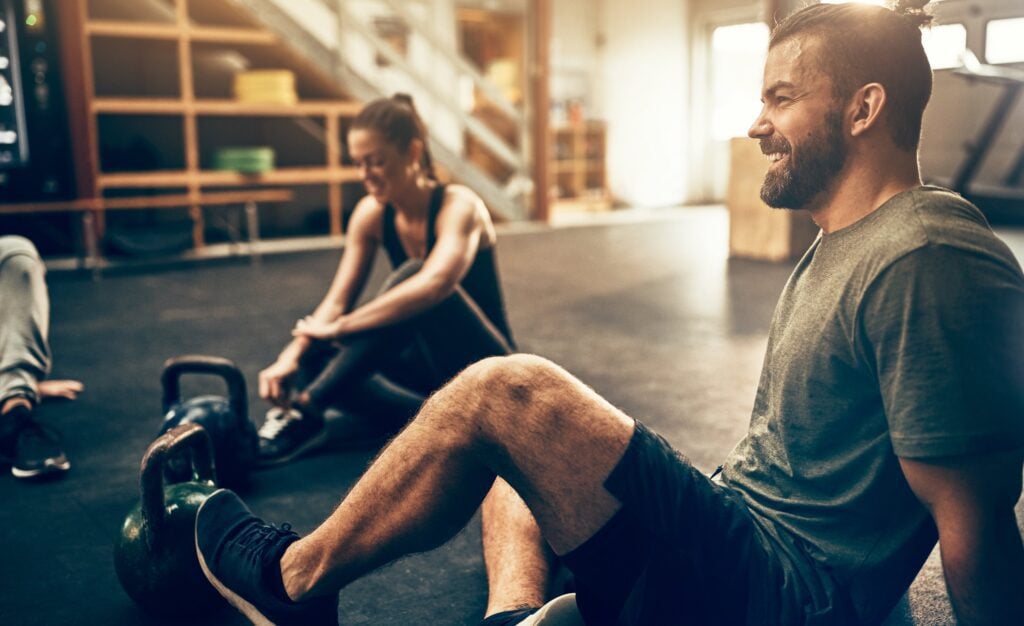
[296,259,514,426]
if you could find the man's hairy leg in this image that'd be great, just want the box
[482,478,554,617]
[279,354,635,601]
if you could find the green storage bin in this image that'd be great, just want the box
[212,147,276,174]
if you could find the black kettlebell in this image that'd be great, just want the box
[113,423,224,615]
[160,355,258,489]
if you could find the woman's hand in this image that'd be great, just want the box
[258,357,300,405]
[292,316,344,341]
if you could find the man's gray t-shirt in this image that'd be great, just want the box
[721,187,1024,624]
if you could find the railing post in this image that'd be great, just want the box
[529,0,551,221]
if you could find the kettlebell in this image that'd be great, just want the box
[113,423,223,615]
[160,354,258,488]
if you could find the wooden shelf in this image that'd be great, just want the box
[104,189,293,209]
[98,166,360,189]
[87,20,179,40]
[549,120,609,211]
[97,170,192,189]
[50,0,366,259]
[195,166,360,186]
[86,20,276,45]
[92,98,363,117]
[192,99,362,117]
[189,26,277,45]
[0,189,292,214]
[92,98,185,114]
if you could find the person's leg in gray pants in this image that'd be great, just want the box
[0,236,74,480]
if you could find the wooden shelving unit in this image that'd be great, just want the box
[51,0,366,259]
[550,121,610,212]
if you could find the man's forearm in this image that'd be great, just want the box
[943,512,1024,625]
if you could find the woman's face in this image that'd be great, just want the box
[348,128,417,203]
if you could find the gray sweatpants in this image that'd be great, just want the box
[0,236,51,406]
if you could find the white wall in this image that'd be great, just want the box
[687,0,763,203]
[599,0,690,208]
[551,0,602,116]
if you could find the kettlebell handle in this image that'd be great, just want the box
[161,355,249,429]
[140,423,216,550]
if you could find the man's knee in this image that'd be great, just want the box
[447,355,567,431]
[459,353,561,395]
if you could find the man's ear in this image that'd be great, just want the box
[849,82,887,138]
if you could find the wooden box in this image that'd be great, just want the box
[727,137,819,261]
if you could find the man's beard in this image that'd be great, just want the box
[759,109,847,210]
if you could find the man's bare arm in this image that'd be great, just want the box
[899,449,1024,625]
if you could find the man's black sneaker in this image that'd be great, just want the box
[11,419,70,480]
[195,489,337,625]
[480,607,540,626]
[480,595,582,626]
[257,407,327,467]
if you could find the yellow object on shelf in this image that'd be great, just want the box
[233,70,298,105]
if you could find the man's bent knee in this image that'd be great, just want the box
[450,355,576,439]
[419,355,561,432]
[457,354,562,402]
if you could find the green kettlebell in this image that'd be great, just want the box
[113,423,224,615]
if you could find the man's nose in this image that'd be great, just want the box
[748,106,772,139]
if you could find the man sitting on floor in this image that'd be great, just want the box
[0,236,83,480]
[194,2,1024,624]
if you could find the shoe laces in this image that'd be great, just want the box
[236,522,297,564]
[258,408,302,439]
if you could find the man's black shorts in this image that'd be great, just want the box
[562,421,787,625]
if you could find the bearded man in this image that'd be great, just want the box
[194,2,1024,624]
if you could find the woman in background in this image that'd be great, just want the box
[256,93,515,465]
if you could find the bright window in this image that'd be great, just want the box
[986,18,1024,64]
[710,22,770,140]
[922,23,967,70]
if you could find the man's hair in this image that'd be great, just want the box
[770,0,934,151]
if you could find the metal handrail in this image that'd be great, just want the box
[331,0,524,172]
[372,0,523,125]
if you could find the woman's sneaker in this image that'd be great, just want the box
[257,407,327,467]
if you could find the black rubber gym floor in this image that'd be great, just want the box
[2,208,1021,625]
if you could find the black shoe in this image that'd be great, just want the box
[481,595,581,626]
[195,489,337,625]
[0,404,31,466]
[11,419,70,480]
[257,407,327,467]
[480,607,540,626]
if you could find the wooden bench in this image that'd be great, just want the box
[1,188,293,275]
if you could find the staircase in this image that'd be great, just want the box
[224,0,533,220]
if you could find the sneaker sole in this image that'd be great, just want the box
[520,594,583,626]
[256,428,329,468]
[195,492,278,626]
[12,459,70,479]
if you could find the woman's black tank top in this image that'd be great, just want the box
[380,185,515,346]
